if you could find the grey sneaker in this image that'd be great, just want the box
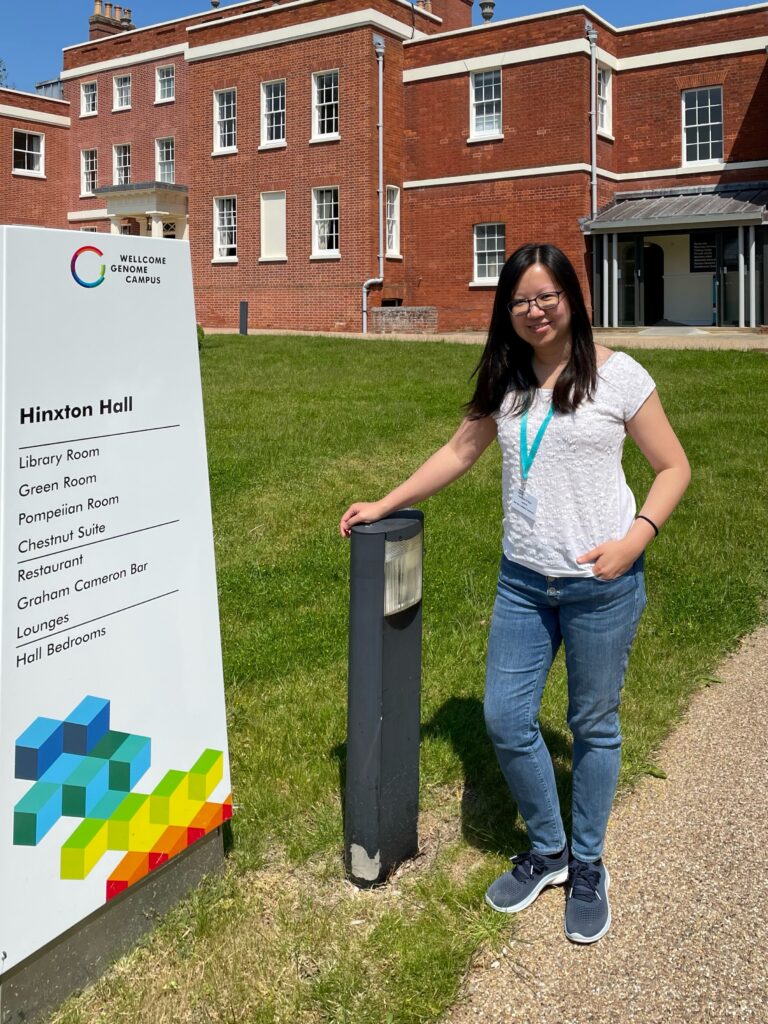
[564,858,611,943]
[485,847,569,913]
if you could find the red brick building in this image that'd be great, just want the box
[3,0,767,330]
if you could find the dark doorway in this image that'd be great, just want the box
[643,243,664,324]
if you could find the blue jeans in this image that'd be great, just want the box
[483,555,646,862]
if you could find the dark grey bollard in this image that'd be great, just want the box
[345,509,424,887]
[239,300,248,336]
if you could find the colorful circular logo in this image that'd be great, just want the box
[71,246,106,288]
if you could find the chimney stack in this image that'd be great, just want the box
[89,0,135,39]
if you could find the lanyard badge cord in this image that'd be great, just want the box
[520,405,554,482]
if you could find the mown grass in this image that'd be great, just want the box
[53,336,768,1024]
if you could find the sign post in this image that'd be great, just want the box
[0,226,231,1020]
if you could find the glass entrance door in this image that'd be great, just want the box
[618,238,639,326]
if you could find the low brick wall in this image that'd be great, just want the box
[369,306,438,334]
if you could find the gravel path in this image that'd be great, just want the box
[444,626,768,1024]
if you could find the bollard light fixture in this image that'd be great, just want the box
[345,509,424,886]
[384,533,422,616]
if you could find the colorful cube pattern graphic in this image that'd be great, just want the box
[12,696,232,901]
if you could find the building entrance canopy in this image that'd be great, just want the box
[584,183,768,234]
[583,184,767,329]
[92,181,189,239]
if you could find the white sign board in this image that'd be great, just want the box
[0,226,231,973]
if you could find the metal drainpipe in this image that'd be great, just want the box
[363,35,386,334]
[586,22,599,324]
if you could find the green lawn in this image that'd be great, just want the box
[55,336,768,1024]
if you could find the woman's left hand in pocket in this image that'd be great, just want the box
[576,539,639,580]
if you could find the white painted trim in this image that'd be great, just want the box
[597,158,768,181]
[402,2,768,45]
[0,86,69,106]
[187,10,426,62]
[620,33,768,70]
[186,0,441,33]
[404,33,768,83]
[404,162,590,189]
[467,133,504,144]
[403,6,611,45]
[405,157,768,190]
[404,39,589,83]
[595,47,618,72]
[589,213,765,232]
[261,78,287,149]
[469,66,503,142]
[0,104,70,127]
[155,64,176,104]
[60,43,187,82]
[68,209,109,222]
[469,280,499,288]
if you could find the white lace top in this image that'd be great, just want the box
[492,351,656,577]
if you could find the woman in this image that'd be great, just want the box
[339,243,690,944]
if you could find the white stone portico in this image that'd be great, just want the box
[92,182,189,239]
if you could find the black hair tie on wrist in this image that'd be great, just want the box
[636,514,659,538]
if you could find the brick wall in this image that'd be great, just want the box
[369,305,438,332]
[612,53,768,173]
[405,54,591,182]
[187,25,404,331]
[0,89,71,228]
[3,2,767,330]
[403,172,592,331]
[63,52,189,225]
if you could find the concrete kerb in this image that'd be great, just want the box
[203,327,768,351]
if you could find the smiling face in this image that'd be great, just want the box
[509,263,572,358]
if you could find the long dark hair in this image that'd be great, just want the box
[466,243,596,418]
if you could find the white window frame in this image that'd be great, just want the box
[12,130,45,178]
[213,196,237,262]
[311,70,339,143]
[213,88,237,155]
[386,186,401,258]
[155,65,175,104]
[260,79,286,149]
[81,149,98,196]
[113,143,131,186]
[80,227,99,233]
[80,80,98,117]
[260,191,287,261]
[469,69,502,142]
[597,65,612,137]
[155,137,175,183]
[312,186,340,258]
[472,223,505,285]
[113,74,132,111]
[682,86,724,166]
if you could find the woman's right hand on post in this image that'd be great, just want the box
[339,501,387,537]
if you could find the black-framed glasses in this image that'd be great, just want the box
[507,290,564,317]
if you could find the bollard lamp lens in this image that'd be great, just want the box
[384,534,423,616]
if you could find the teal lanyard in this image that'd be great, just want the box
[520,405,554,481]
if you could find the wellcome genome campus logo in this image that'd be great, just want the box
[70,246,166,289]
[70,246,105,289]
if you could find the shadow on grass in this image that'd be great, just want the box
[421,696,573,854]
[332,695,574,858]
